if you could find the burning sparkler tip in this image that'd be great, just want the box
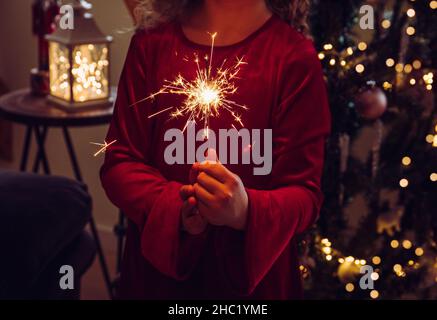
[131,31,248,132]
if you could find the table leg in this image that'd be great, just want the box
[33,126,50,174]
[20,126,33,172]
[62,127,83,182]
[61,126,114,299]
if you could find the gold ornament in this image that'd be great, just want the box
[376,206,404,236]
[337,259,361,283]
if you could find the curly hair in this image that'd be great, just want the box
[134,0,311,35]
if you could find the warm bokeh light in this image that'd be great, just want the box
[393,264,402,273]
[407,9,416,17]
[399,178,409,188]
[383,82,393,90]
[381,19,391,29]
[345,283,354,292]
[355,64,365,73]
[415,247,424,256]
[412,60,422,69]
[395,63,404,73]
[402,240,412,249]
[402,156,412,166]
[370,290,379,299]
[49,42,109,103]
[372,256,381,265]
[406,26,416,36]
[404,64,413,73]
[358,42,367,51]
[386,58,395,67]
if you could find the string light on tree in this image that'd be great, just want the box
[393,264,406,277]
[358,42,367,51]
[399,178,409,188]
[381,19,391,29]
[402,240,413,249]
[355,64,365,74]
[412,60,422,69]
[345,283,354,292]
[406,26,416,36]
[423,72,434,91]
[425,134,434,144]
[407,8,416,17]
[415,247,425,257]
[370,290,380,299]
[372,256,381,265]
[386,58,395,67]
[402,156,412,166]
[383,81,393,90]
[395,63,404,73]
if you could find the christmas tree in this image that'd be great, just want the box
[301,0,437,299]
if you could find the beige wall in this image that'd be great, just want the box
[0,0,134,229]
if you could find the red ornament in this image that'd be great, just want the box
[355,85,387,120]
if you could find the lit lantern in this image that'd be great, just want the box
[46,0,113,110]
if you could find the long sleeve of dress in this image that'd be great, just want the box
[216,39,331,295]
[100,33,206,280]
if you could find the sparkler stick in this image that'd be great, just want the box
[130,32,248,137]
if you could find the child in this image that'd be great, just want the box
[101,0,330,299]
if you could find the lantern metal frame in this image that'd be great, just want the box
[46,0,113,111]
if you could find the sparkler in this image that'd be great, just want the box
[91,140,117,157]
[131,32,248,138]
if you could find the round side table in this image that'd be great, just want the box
[0,88,117,298]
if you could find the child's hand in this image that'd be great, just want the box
[179,185,208,235]
[194,162,248,231]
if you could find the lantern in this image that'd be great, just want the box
[46,0,113,110]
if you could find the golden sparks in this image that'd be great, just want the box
[131,32,248,136]
[91,140,117,157]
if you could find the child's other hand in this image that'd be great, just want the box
[179,185,208,235]
[194,162,248,231]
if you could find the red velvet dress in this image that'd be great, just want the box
[101,15,331,299]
